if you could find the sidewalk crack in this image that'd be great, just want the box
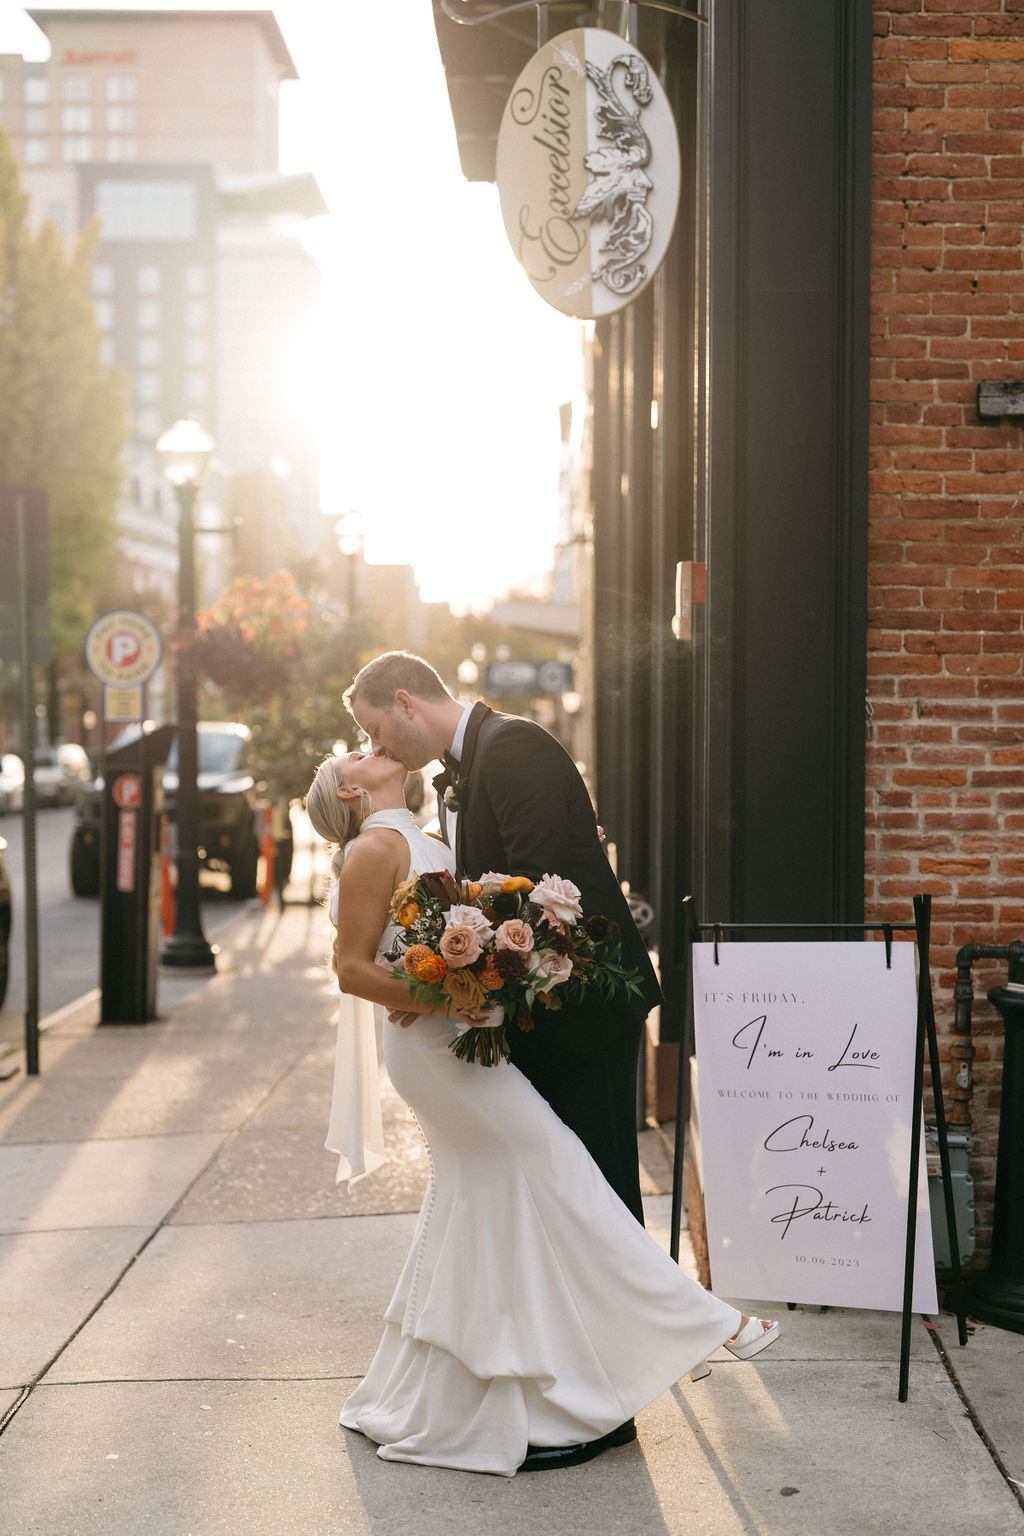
[925,1319,1024,1515]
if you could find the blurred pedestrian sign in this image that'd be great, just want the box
[484,660,574,695]
[85,610,162,722]
[0,485,50,664]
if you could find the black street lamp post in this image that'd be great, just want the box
[157,419,216,970]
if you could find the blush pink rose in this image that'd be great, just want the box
[444,903,494,940]
[531,874,583,926]
[494,919,535,954]
[439,925,483,968]
[534,949,574,993]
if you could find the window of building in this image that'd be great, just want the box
[106,138,137,163]
[25,107,48,132]
[184,300,207,330]
[94,298,114,329]
[23,76,48,104]
[99,335,115,367]
[137,372,161,403]
[62,75,91,101]
[92,263,115,295]
[138,335,160,366]
[24,139,49,165]
[184,336,206,366]
[106,105,135,132]
[184,265,208,295]
[62,137,93,163]
[137,407,162,439]
[62,105,92,132]
[137,265,161,295]
[106,76,137,102]
[137,299,160,330]
[94,179,198,241]
[185,372,207,404]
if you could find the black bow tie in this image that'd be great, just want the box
[442,749,461,783]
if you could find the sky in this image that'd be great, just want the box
[1,1,585,611]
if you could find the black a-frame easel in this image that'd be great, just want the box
[670,893,966,1401]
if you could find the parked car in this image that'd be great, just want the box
[0,754,25,816]
[32,744,92,807]
[0,837,10,1008]
[69,722,261,900]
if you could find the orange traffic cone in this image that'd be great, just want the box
[259,830,276,905]
[160,819,175,937]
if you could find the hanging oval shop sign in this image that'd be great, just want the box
[496,27,681,319]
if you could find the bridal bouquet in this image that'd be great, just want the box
[382,869,645,1067]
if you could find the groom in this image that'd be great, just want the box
[343,650,662,1222]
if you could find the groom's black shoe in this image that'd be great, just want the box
[518,1419,637,1472]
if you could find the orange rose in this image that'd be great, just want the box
[478,957,503,990]
[501,876,534,894]
[398,902,420,928]
[463,881,483,901]
[416,954,447,983]
[403,944,433,976]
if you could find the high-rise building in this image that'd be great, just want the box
[4,8,326,605]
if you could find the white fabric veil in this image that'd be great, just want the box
[324,876,386,1188]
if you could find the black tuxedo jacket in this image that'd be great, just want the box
[433,703,661,1219]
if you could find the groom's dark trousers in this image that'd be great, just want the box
[434,703,662,1223]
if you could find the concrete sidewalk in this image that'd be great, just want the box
[0,896,1021,1536]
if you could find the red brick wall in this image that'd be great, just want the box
[869,0,1024,1256]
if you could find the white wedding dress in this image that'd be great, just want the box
[330,809,741,1477]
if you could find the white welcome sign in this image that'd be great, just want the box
[693,943,938,1313]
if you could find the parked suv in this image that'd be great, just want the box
[69,722,261,900]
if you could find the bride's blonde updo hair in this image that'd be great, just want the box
[305,755,369,882]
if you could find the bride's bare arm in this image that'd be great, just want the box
[334,831,459,1020]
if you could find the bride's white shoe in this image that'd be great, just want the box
[688,1315,781,1381]
[723,1315,780,1359]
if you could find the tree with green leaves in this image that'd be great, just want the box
[0,129,127,743]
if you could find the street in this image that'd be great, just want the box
[0,806,288,1051]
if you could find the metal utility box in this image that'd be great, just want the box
[926,1126,975,1269]
[100,724,176,1024]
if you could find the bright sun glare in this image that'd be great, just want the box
[279,1,585,612]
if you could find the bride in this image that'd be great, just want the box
[305,749,779,1478]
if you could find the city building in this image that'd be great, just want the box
[3,8,325,620]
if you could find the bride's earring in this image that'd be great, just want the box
[360,789,376,818]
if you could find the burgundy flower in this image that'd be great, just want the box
[419,870,462,905]
[495,949,528,982]
[538,917,574,956]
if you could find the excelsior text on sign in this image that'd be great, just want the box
[496,28,680,318]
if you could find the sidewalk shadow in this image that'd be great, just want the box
[342,1420,675,1531]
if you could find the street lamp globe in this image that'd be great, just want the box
[337,508,365,558]
[155,419,215,488]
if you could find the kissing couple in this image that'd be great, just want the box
[304,649,779,1477]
